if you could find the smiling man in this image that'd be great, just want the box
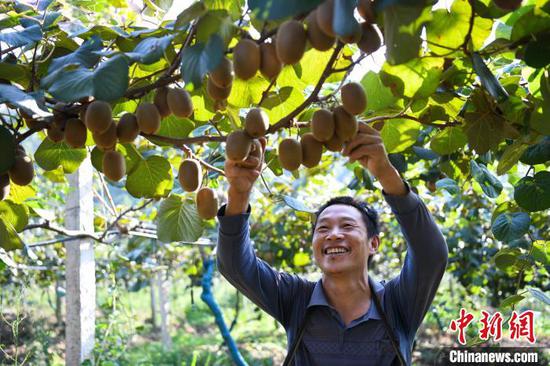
[217,123,448,365]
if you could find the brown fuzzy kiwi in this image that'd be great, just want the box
[276,20,307,65]
[260,43,282,80]
[214,99,228,111]
[305,10,335,51]
[341,82,367,115]
[494,0,522,11]
[316,0,335,37]
[245,108,269,138]
[136,102,161,134]
[102,150,126,181]
[300,133,323,168]
[233,39,261,80]
[85,100,112,134]
[278,138,302,171]
[0,174,10,200]
[358,0,376,23]
[210,57,234,88]
[79,106,87,123]
[324,133,344,152]
[47,123,65,143]
[339,21,362,44]
[64,118,88,148]
[93,121,117,150]
[196,187,219,220]
[154,87,171,118]
[357,23,382,54]
[117,113,139,143]
[178,159,202,192]
[311,109,335,142]
[225,130,252,161]
[167,88,193,118]
[8,149,34,186]
[207,78,232,101]
[333,106,358,141]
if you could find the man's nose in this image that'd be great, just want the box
[326,227,344,240]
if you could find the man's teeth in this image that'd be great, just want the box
[325,247,349,255]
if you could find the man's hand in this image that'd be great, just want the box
[224,137,266,215]
[342,122,407,196]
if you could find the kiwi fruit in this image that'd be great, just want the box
[276,20,307,65]
[136,102,161,134]
[154,87,171,118]
[324,133,344,152]
[278,138,302,171]
[341,82,367,115]
[85,100,112,134]
[260,43,282,80]
[305,10,335,51]
[316,0,335,37]
[207,78,232,101]
[357,23,382,54]
[47,123,65,143]
[427,181,437,193]
[8,150,34,186]
[167,87,193,118]
[214,99,228,111]
[245,108,269,138]
[103,150,126,181]
[333,106,358,142]
[493,0,522,11]
[358,0,376,23]
[233,39,261,80]
[311,109,335,142]
[117,113,139,143]
[178,159,202,192]
[64,118,88,148]
[196,187,218,220]
[339,21,362,44]
[1,174,10,200]
[225,130,252,161]
[301,133,323,168]
[210,57,234,88]
[93,121,117,150]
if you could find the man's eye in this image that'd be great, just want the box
[317,226,328,231]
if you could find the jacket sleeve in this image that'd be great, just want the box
[216,204,307,329]
[383,181,448,338]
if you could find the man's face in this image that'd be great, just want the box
[312,204,377,275]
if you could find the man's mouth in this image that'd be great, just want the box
[324,247,350,256]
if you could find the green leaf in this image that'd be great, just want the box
[514,171,550,212]
[292,251,311,267]
[532,240,549,266]
[510,7,550,41]
[180,34,224,86]
[281,195,316,213]
[227,74,269,108]
[494,248,521,271]
[248,0,322,20]
[0,62,30,87]
[149,115,195,147]
[196,10,236,45]
[48,36,102,73]
[156,194,204,243]
[529,103,550,135]
[125,155,173,199]
[360,71,398,112]
[0,218,23,251]
[7,183,36,204]
[497,140,529,175]
[126,35,174,65]
[471,53,509,103]
[0,125,15,175]
[41,55,129,103]
[524,37,550,68]
[499,294,525,308]
[435,178,460,195]
[0,84,50,117]
[470,160,502,199]
[412,146,438,160]
[380,118,421,153]
[0,24,42,47]
[491,212,530,242]
[0,200,29,233]
[429,127,467,155]
[380,57,443,99]
[34,139,87,173]
[528,288,550,306]
[263,86,305,122]
[333,0,359,38]
[175,2,208,29]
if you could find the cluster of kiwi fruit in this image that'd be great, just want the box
[177,159,219,220]
[278,82,367,171]
[0,145,34,200]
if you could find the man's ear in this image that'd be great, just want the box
[368,235,380,256]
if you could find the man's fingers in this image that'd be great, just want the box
[358,121,381,135]
[348,144,383,160]
[343,134,383,156]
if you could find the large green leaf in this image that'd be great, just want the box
[496,140,529,175]
[524,37,550,68]
[510,7,550,41]
[48,35,102,73]
[156,194,204,242]
[472,53,508,103]
[41,55,129,103]
[380,118,420,153]
[196,10,236,45]
[0,200,29,233]
[435,178,460,195]
[180,34,224,87]
[175,2,208,28]
[380,57,443,99]
[491,212,530,242]
[263,86,305,122]
[429,127,467,155]
[333,0,359,38]
[0,62,30,87]
[528,287,550,306]
[247,0,322,20]
[532,240,549,266]
[0,218,24,251]
[360,71,398,113]
[514,171,550,212]
[126,35,174,65]
[494,248,521,271]
[34,139,87,174]
[227,75,269,108]
[281,195,316,213]
[0,24,42,47]
[0,125,15,175]
[7,183,36,204]
[529,102,550,135]
[470,160,502,198]
[520,137,550,165]
[499,294,525,308]
[149,115,195,147]
[0,84,50,117]
[126,155,173,198]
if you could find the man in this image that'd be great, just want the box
[216,122,448,365]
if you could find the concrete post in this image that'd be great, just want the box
[65,158,95,366]
[157,269,172,350]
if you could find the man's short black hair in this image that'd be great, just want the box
[312,196,380,266]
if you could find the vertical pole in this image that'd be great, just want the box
[65,158,95,366]
[157,269,172,350]
[150,277,157,330]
